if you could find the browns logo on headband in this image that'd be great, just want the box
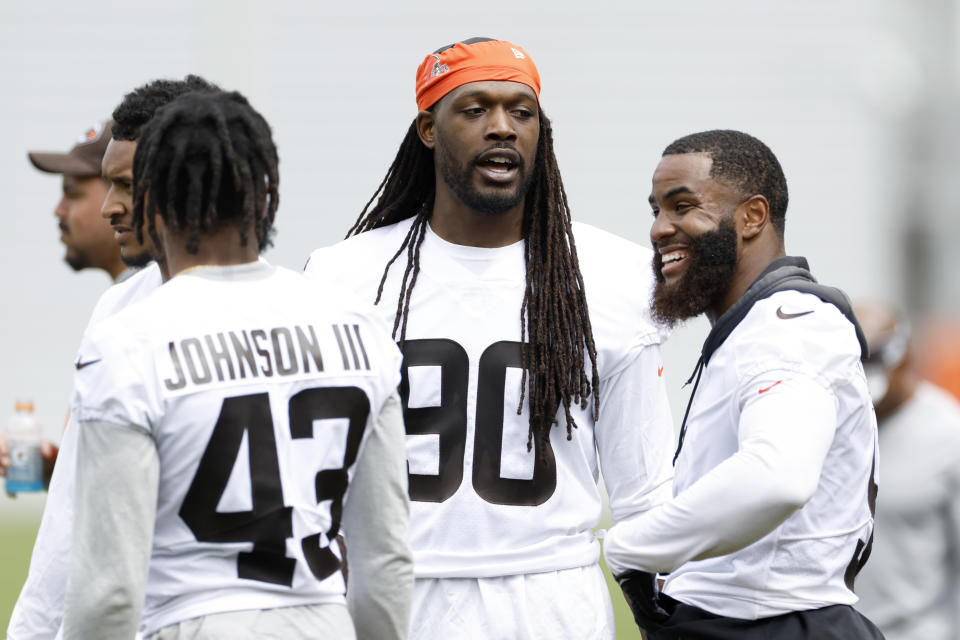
[415,37,542,111]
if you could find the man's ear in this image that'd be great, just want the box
[739,194,770,240]
[416,110,436,150]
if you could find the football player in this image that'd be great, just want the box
[305,37,674,640]
[603,130,884,639]
[61,90,412,640]
[8,75,220,640]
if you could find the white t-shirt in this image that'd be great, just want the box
[305,218,674,578]
[604,289,879,619]
[855,382,960,640]
[64,262,403,637]
[87,261,164,327]
[8,261,163,640]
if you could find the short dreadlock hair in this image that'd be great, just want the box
[663,129,789,234]
[131,90,278,255]
[349,95,599,456]
[112,75,220,141]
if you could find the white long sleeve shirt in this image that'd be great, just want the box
[305,220,675,579]
[61,263,411,639]
[605,290,879,620]
[8,262,163,640]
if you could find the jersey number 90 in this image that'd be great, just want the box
[400,339,557,507]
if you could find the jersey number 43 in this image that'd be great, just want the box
[179,386,369,587]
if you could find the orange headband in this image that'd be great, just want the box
[415,38,541,111]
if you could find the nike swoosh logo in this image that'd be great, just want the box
[658,366,664,377]
[75,358,102,370]
[776,306,813,320]
[758,380,783,394]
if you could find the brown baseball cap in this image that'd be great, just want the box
[28,120,114,177]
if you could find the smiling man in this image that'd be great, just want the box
[305,37,674,640]
[603,130,884,639]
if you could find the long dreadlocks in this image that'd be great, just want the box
[348,109,600,453]
[131,91,279,255]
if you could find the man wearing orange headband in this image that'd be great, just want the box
[306,37,674,639]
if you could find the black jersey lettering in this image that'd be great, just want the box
[399,338,558,506]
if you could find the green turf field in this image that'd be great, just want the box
[1,514,40,638]
[1,509,641,638]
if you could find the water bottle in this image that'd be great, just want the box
[5,400,44,493]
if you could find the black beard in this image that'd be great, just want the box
[64,254,86,272]
[651,217,738,327]
[436,137,534,215]
[121,248,156,268]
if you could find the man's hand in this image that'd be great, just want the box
[617,569,670,633]
[0,434,59,497]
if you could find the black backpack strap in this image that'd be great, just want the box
[674,257,868,465]
[701,258,867,364]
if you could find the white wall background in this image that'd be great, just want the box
[0,0,927,451]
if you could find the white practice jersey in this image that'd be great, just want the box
[305,219,674,578]
[665,290,879,618]
[69,262,402,636]
[87,261,164,327]
[8,261,163,640]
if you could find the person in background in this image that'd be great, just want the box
[7,75,220,640]
[28,120,127,282]
[2,122,124,493]
[853,300,960,640]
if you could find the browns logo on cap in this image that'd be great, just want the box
[415,37,541,111]
[28,120,114,178]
